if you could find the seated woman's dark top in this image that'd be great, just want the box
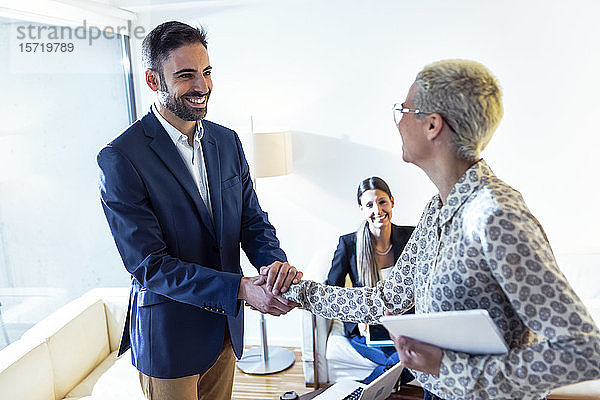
[326,223,416,338]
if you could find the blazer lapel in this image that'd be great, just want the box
[202,125,223,245]
[141,112,216,241]
[392,224,402,261]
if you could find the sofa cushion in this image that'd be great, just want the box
[65,350,144,400]
[0,340,54,400]
[325,320,377,382]
[23,298,111,400]
[49,300,110,399]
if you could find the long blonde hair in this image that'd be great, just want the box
[355,177,393,287]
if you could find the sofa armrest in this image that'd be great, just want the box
[300,245,338,386]
[301,310,331,386]
[84,288,130,353]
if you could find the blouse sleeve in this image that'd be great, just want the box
[435,204,600,400]
[284,235,418,324]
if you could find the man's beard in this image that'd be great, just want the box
[158,78,209,121]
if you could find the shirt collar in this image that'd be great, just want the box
[436,159,494,226]
[151,104,204,146]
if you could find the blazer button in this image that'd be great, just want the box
[212,245,219,253]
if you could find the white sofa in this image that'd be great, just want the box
[300,246,378,386]
[0,288,144,400]
[301,247,600,399]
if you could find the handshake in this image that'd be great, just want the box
[237,261,303,316]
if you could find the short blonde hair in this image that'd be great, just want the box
[413,59,503,161]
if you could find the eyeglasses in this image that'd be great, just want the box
[393,102,456,132]
[393,103,427,125]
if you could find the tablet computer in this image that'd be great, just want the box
[380,309,509,355]
[365,324,393,347]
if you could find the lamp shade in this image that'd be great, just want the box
[253,131,293,178]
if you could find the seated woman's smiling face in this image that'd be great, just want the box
[359,189,394,231]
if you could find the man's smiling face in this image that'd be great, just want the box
[157,42,212,121]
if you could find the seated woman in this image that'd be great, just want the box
[326,176,415,384]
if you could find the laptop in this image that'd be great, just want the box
[312,362,404,400]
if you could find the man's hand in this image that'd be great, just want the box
[256,261,303,295]
[238,276,299,316]
[390,333,442,376]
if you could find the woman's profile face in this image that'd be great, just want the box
[359,189,394,231]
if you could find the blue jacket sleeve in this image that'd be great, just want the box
[98,145,242,316]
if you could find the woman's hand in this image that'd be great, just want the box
[390,334,442,377]
[385,311,442,376]
[257,261,303,295]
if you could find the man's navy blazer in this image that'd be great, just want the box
[97,111,286,378]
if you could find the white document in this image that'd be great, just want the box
[380,309,509,355]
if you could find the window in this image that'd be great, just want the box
[0,16,135,349]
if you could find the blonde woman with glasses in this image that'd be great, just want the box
[265,59,600,400]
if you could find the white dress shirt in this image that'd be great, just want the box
[152,105,213,219]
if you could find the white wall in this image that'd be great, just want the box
[3,0,599,348]
[125,0,600,346]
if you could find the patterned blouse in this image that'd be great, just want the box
[285,160,600,400]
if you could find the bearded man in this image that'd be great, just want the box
[97,21,301,400]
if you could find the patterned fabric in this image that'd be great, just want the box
[424,389,446,400]
[285,160,600,400]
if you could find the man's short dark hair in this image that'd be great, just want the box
[142,21,208,75]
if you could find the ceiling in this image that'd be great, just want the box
[105,0,267,12]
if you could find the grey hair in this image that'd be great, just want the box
[413,59,503,162]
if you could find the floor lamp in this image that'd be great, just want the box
[236,129,295,374]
